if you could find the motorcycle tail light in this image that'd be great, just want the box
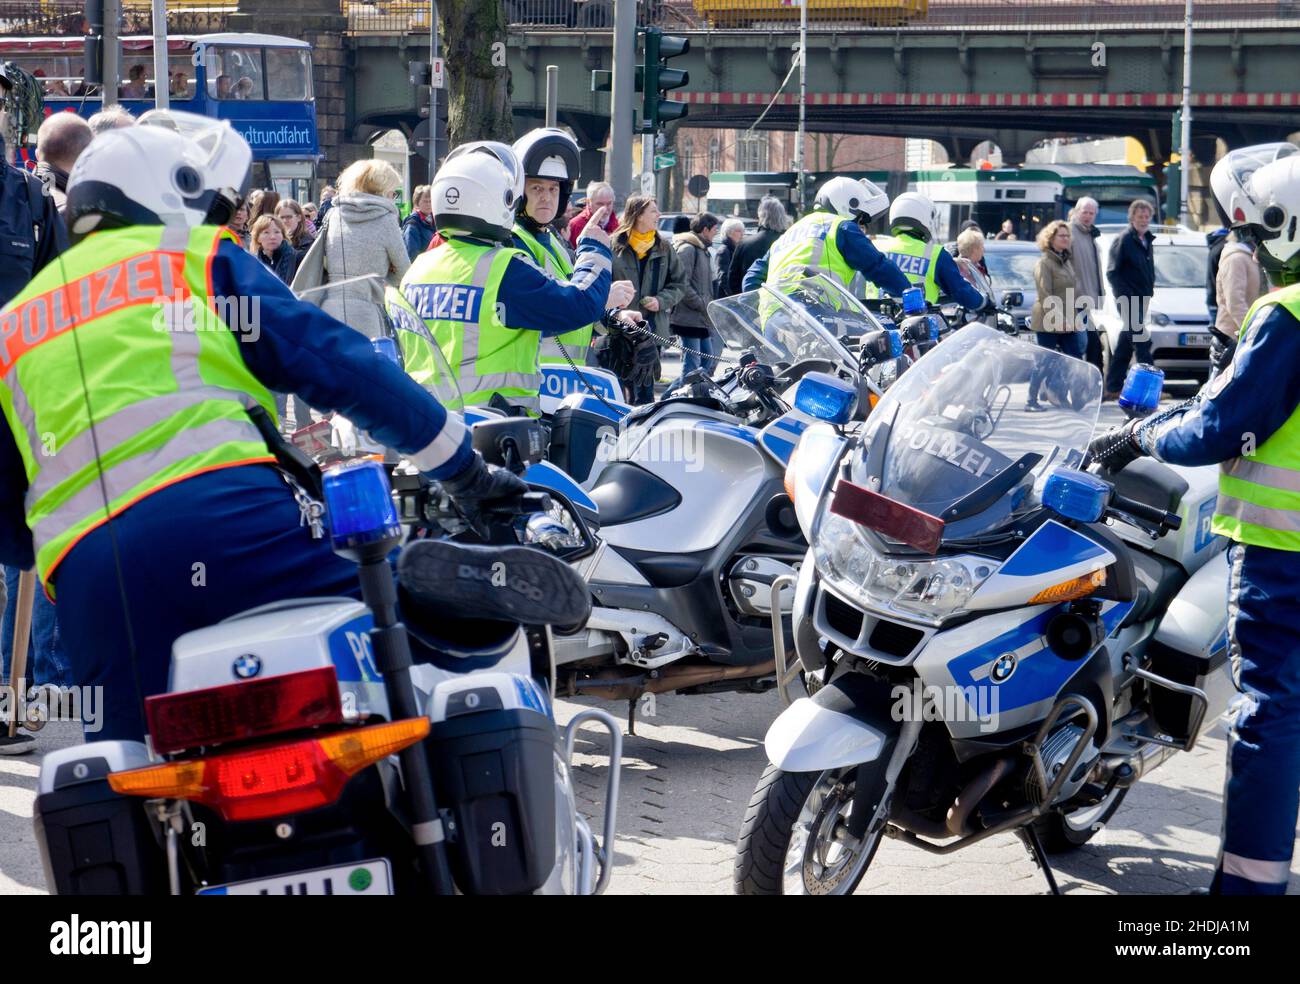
[109,718,430,822]
[144,666,343,755]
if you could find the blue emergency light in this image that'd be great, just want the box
[1118,364,1164,416]
[323,460,401,552]
[372,336,403,368]
[794,371,858,425]
[886,329,904,359]
[901,287,926,315]
[1042,468,1112,524]
[927,314,943,342]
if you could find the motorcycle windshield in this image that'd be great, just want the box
[297,277,464,410]
[851,324,1102,541]
[706,275,866,375]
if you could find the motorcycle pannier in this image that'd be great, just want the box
[34,743,169,895]
[429,706,557,895]
[548,401,613,486]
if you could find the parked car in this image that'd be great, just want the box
[1095,227,1213,381]
[974,240,1039,333]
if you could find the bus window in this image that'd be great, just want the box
[168,53,197,100]
[265,48,312,101]
[207,46,265,101]
[7,54,86,97]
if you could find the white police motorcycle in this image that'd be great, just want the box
[735,325,1235,894]
[33,316,621,897]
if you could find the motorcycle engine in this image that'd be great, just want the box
[727,556,799,617]
[1024,724,1100,806]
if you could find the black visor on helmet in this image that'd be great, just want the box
[65,180,164,242]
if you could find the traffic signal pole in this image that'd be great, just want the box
[608,0,636,204]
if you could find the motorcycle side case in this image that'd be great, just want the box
[549,394,625,488]
[1149,549,1236,740]
[169,599,389,721]
[427,672,559,896]
[33,741,168,895]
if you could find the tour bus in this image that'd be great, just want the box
[910,163,1162,242]
[0,33,319,199]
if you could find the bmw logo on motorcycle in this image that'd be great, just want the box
[990,652,1018,684]
[232,653,263,679]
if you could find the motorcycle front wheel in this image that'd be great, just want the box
[735,763,885,895]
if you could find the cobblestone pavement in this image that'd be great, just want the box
[554,691,1300,896]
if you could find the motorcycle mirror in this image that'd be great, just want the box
[470,417,546,472]
[1002,290,1024,308]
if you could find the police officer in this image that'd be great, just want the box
[0,112,581,742]
[1089,144,1300,895]
[742,176,911,298]
[872,192,984,310]
[510,127,634,368]
[400,141,617,416]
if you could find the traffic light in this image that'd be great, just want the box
[641,27,689,133]
[83,0,104,86]
[410,62,432,119]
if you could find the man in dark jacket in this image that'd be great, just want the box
[1103,199,1157,397]
[711,218,744,298]
[672,213,720,386]
[34,112,92,219]
[0,124,69,753]
[728,195,790,295]
[1205,225,1231,327]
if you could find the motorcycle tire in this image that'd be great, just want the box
[1030,785,1130,853]
[735,763,883,896]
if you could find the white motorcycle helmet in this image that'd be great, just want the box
[1210,143,1300,285]
[433,140,524,242]
[814,176,890,224]
[889,192,940,242]
[65,109,251,242]
[512,127,581,218]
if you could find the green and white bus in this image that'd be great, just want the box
[910,164,1162,242]
[705,170,896,223]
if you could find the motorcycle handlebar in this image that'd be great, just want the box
[1110,492,1183,532]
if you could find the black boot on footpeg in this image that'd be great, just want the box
[398,539,592,627]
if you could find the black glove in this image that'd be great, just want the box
[439,452,529,504]
[1088,419,1145,473]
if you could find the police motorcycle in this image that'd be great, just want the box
[734,324,1235,894]
[536,275,892,718]
[33,304,622,898]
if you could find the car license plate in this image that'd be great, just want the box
[197,859,392,895]
[1181,332,1213,346]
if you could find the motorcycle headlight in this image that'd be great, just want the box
[811,506,995,626]
[785,423,847,541]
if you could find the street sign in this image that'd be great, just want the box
[654,151,676,170]
[431,57,445,89]
[687,174,710,198]
[640,170,656,195]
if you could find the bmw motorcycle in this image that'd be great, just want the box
[536,277,886,716]
[32,298,621,897]
[735,324,1235,895]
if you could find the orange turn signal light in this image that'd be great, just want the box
[1027,569,1106,605]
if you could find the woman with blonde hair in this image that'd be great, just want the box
[291,157,410,338]
[1027,219,1086,410]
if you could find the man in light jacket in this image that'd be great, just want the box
[1069,197,1105,376]
[1212,232,1265,373]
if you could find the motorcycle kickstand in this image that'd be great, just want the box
[1017,825,1061,896]
[627,698,637,736]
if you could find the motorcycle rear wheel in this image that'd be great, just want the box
[1030,785,1130,852]
[735,763,884,895]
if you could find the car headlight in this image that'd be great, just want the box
[811,505,995,626]
[786,423,847,541]
[1150,311,1171,327]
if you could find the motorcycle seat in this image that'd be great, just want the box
[1113,458,1190,515]
[1125,547,1188,626]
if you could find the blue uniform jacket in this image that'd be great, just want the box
[1143,301,1300,466]
[742,217,912,297]
[0,237,478,570]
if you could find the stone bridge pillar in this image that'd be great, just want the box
[229,0,362,189]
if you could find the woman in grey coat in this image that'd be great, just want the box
[291,159,410,339]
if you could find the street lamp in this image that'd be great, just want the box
[1180,0,1193,227]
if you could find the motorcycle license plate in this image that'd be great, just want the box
[197,859,392,896]
[1180,332,1213,346]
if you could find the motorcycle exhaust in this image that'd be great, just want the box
[889,755,1016,840]
[1101,741,1177,789]
[570,660,777,701]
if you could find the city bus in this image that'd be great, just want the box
[910,164,1162,241]
[0,32,318,199]
[706,169,898,222]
